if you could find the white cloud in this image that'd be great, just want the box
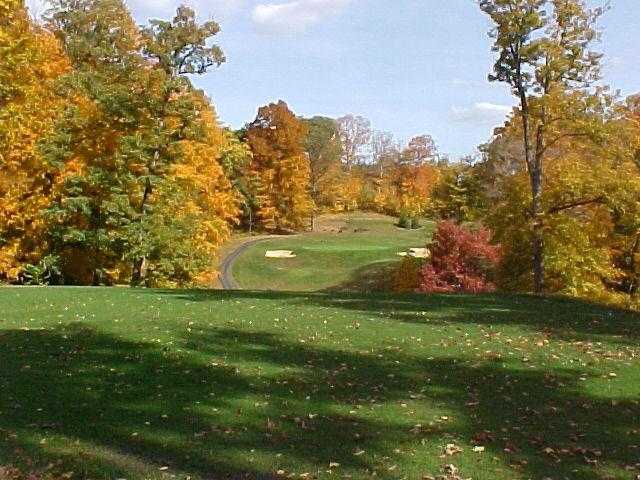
[252,0,350,34]
[450,102,512,126]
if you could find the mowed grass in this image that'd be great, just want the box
[1,287,639,480]
[233,214,432,291]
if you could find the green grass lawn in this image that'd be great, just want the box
[1,287,639,479]
[233,214,432,291]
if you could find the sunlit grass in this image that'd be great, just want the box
[1,287,639,479]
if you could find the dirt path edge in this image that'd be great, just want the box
[219,236,279,290]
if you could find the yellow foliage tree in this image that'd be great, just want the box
[485,99,640,304]
[168,93,240,284]
[0,0,69,281]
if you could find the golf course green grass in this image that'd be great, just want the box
[233,214,432,291]
[1,287,639,479]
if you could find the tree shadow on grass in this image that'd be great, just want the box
[324,261,398,293]
[166,289,640,346]
[311,291,640,346]
[0,324,430,479]
[1,316,639,479]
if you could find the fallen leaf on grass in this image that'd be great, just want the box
[444,444,463,456]
[443,464,458,474]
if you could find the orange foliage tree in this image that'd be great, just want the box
[246,101,313,231]
[396,163,441,219]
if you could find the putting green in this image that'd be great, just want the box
[300,244,390,252]
[232,213,432,291]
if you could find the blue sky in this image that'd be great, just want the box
[28,0,640,158]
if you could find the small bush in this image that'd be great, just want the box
[19,255,62,286]
[398,214,411,229]
[398,215,421,230]
[419,221,501,294]
[392,257,424,293]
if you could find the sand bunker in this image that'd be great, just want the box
[408,248,430,258]
[397,248,430,259]
[265,250,297,259]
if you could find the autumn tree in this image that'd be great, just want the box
[606,96,640,300]
[0,0,69,282]
[432,159,486,223]
[629,94,640,171]
[131,5,229,284]
[480,0,606,293]
[395,135,441,221]
[43,0,153,284]
[396,163,441,222]
[219,129,257,232]
[419,221,502,294]
[44,0,235,285]
[371,131,398,177]
[337,114,372,170]
[368,131,398,212]
[482,105,640,302]
[246,101,313,232]
[164,92,239,285]
[402,135,438,166]
[366,133,441,220]
[304,116,342,226]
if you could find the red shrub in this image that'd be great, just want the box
[419,221,501,294]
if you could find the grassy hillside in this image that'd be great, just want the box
[233,214,432,291]
[1,287,639,480]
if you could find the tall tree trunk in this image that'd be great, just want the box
[532,117,547,295]
[530,165,545,294]
[131,257,148,286]
[131,174,153,286]
[130,97,168,285]
[311,175,317,232]
[629,232,640,294]
[518,87,546,294]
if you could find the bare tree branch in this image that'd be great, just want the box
[547,195,605,215]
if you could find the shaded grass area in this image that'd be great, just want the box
[232,214,431,292]
[0,287,639,479]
